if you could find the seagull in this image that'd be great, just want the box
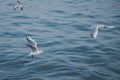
[13,1,23,11]
[90,24,115,38]
[26,36,44,58]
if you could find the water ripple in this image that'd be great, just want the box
[0,0,120,80]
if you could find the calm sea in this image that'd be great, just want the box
[0,0,120,80]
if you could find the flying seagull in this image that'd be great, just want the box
[13,1,23,11]
[26,36,44,58]
[90,24,115,38]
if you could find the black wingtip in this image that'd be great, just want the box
[26,35,30,41]
[17,1,20,4]
[20,7,23,10]
[13,7,16,10]
[26,36,29,42]
[90,33,93,38]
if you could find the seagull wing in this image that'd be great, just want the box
[27,44,37,52]
[90,26,98,38]
[26,36,37,47]
[105,26,115,29]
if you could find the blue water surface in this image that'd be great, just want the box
[0,0,120,80]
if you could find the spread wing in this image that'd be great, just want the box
[26,36,37,47]
[27,44,37,52]
[26,36,39,53]
[90,25,98,38]
[105,26,115,28]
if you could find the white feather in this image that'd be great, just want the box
[90,24,105,38]
[90,24,115,38]
[26,36,43,57]
[90,26,98,38]
[14,1,23,10]
[105,26,115,28]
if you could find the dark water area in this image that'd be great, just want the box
[0,0,120,80]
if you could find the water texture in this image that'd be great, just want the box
[0,0,120,80]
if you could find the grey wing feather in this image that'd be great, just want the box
[28,44,37,52]
[26,36,37,47]
[90,26,98,38]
